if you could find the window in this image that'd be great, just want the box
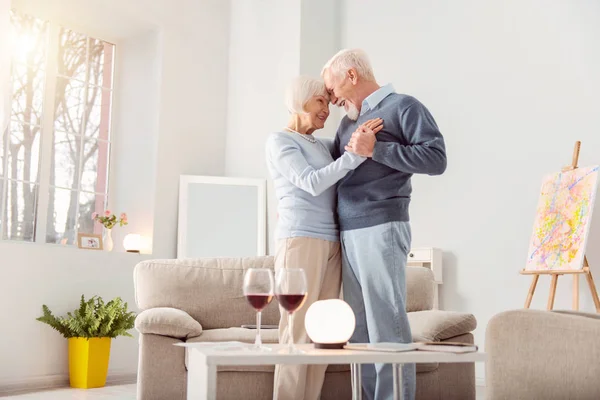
[0,10,115,245]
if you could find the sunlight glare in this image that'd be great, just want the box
[13,32,37,64]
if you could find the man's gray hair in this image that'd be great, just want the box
[321,48,375,82]
[285,75,329,115]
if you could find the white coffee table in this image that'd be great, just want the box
[176,342,486,400]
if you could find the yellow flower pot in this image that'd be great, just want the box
[68,337,112,388]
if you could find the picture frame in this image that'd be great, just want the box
[177,175,266,258]
[77,233,103,250]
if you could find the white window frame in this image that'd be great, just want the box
[0,11,118,245]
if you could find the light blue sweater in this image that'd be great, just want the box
[266,131,365,242]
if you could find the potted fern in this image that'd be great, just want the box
[36,295,136,389]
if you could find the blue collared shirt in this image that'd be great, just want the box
[360,83,395,116]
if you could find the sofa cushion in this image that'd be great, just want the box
[135,307,203,339]
[188,327,279,344]
[406,267,434,312]
[134,259,438,330]
[185,328,435,374]
[134,257,280,330]
[409,310,477,342]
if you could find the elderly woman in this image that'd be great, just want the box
[265,75,382,400]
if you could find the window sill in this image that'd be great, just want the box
[0,239,154,257]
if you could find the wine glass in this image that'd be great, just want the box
[274,268,308,354]
[243,268,274,351]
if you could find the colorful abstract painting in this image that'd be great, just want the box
[526,165,599,271]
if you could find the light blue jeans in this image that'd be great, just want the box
[341,221,416,400]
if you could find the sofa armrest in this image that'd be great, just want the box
[486,309,600,399]
[552,309,600,320]
[135,307,203,339]
[408,310,477,342]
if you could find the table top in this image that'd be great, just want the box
[175,343,486,366]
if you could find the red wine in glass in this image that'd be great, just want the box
[276,294,307,313]
[243,268,274,351]
[274,268,308,353]
[246,294,274,311]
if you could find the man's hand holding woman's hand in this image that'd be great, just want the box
[345,118,383,158]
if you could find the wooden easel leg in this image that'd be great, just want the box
[525,275,539,308]
[573,274,579,311]
[583,256,600,313]
[585,271,600,312]
[547,275,558,310]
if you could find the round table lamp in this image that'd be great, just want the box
[123,234,141,253]
[305,299,355,349]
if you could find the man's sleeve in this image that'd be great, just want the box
[371,100,447,175]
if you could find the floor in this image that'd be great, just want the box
[3,384,486,399]
[0,384,136,399]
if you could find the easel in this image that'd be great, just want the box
[520,141,600,312]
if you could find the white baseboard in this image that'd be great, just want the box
[0,372,136,396]
[0,374,68,396]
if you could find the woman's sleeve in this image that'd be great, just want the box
[266,135,365,196]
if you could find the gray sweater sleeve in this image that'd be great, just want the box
[372,101,447,175]
[267,135,365,196]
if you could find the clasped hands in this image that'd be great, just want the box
[345,118,383,158]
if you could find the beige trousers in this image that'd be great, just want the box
[273,237,342,400]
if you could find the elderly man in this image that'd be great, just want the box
[322,49,447,400]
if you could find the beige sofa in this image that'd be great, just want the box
[133,256,478,400]
[486,309,600,400]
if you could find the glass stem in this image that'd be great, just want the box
[288,312,294,352]
[255,311,262,348]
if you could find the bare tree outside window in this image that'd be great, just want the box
[1,11,47,241]
[0,10,115,245]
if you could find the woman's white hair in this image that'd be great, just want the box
[321,48,375,82]
[285,75,329,114]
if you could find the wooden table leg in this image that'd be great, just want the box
[547,275,558,310]
[525,275,539,308]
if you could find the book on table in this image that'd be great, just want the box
[343,343,420,352]
[416,341,478,353]
[343,342,478,354]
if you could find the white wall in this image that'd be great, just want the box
[225,0,302,252]
[0,241,151,390]
[0,0,231,391]
[341,0,600,380]
[151,0,230,258]
[10,0,150,43]
[299,0,343,139]
[110,30,161,253]
[225,0,342,252]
